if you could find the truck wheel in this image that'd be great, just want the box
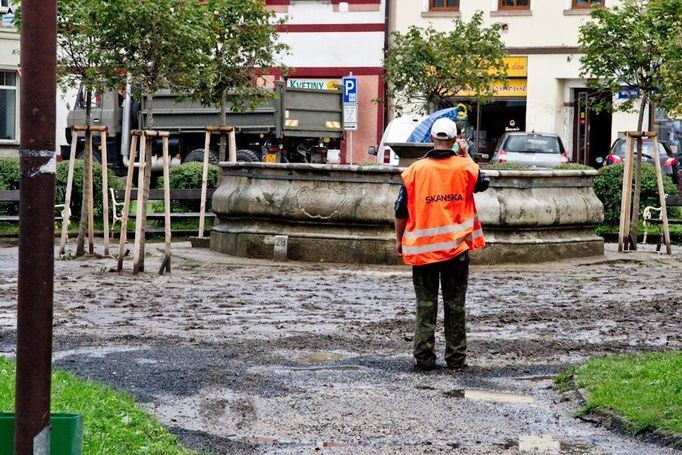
[236,149,260,162]
[182,149,218,164]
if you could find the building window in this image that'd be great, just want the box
[572,0,604,8]
[0,71,17,141]
[499,0,530,10]
[430,0,459,11]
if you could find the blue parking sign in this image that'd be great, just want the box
[342,77,357,104]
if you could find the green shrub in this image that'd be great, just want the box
[0,158,122,220]
[554,163,595,171]
[158,162,219,212]
[0,158,20,216]
[158,162,219,189]
[55,160,123,220]
[0,157,20,189]
[482,162,530,170]
[593,163,678,224]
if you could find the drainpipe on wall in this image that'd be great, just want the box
[383,0,390,131]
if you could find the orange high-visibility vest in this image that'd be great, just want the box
[401,155,485,265]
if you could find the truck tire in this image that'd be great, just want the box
[183,149,218,164]
[236,149,260,162]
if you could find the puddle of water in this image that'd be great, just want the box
[490,437,597,454]
[519,435,559,454]
[443,389,534,404]
[296,351,347,364]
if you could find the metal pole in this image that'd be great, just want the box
[15,0,57,453]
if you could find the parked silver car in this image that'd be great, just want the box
[602,138,678,184]
[491,132,569,168]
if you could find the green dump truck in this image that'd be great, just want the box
[63,82,344,175]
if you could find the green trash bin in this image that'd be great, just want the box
[0,413,83,455]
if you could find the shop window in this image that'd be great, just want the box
[430,0,459,11]
[499,0,530,10]
[572,0,603,8]
[0,71,17,141]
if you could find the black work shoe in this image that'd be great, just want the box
[446,362,467,371]
[415,361,437,372]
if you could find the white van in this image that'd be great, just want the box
[368,115,424,165]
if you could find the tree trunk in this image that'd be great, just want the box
[137,92,154,272]
[76,88,93,256]
[629,96,647,249]
[219,92,227,160]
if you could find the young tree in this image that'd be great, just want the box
[101,0,208,272]
[579,0,682,244]
[17,0,125,256]
[190,0,288,158]
[383,11,508,115]
[579,0,682,124]
[104,0,208,129]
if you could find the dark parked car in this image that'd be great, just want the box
[490,132,569,168]
[602,138,679,184]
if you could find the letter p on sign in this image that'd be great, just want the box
[342,77,357,104]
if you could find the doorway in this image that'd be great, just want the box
[574,89,612,167]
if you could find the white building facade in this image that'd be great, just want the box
[267,0,387,164]
[390,0,640,166]
[1,4,74,157]
[0,4,19,157]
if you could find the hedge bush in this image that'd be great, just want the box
[594,163,678,224]
[0,158,21,216]
[0,158,122,219]
[554,163,595,171]
[482,162,529,170]
[158,162,219,189]
[55,160,123,220]
[157,162,219,212]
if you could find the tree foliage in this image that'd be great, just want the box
[100,0,208,127]
[383,12,508,114]
[578,0,682,115]
[192,0,288,117]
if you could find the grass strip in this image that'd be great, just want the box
[0,356,194,454]
[557,351,682,436]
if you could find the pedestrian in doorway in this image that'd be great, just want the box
[394,118,489,372]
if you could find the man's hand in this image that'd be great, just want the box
[394,217,407,256]
[456,138,469,158]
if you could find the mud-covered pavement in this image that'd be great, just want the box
[0,241,680,454]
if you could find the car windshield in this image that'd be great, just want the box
[505,135,561,154]
[613,140,666,157]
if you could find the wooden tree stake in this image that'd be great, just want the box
[161,135,172,273]
[117,133,138,271]
[59,128,78,255]
[100,129,110,256]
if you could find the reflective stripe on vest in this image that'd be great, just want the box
[403,217,475,241]
[402,216,484,256]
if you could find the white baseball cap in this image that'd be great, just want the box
[430,118,458,140]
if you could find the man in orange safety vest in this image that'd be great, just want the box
[394,117,489,371]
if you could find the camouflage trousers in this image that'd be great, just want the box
[412,252,469,367]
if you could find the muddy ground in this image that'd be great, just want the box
[0,240,680,454]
